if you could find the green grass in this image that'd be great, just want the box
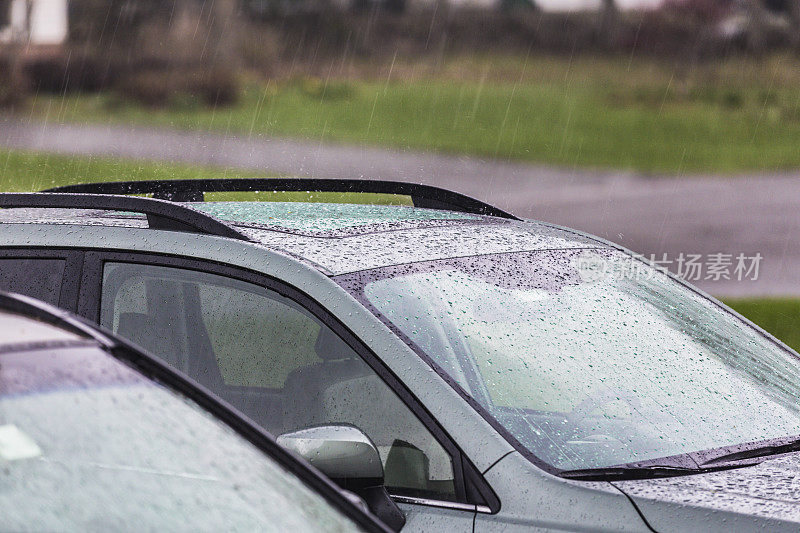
[724,298,800,353]
[30,54,800,173]
[0,148,412,205]
[0,149,257,192]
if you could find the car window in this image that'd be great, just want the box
[0,258,65,305]
[339,249,800,471]
[99,261,459,503]
[0,327,366,531]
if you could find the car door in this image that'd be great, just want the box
[77,251,491,531]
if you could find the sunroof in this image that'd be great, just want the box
[203,191,414,205]
[189,201,478,233]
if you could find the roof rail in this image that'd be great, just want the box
[0,193,252,242]
[44,178,520,220]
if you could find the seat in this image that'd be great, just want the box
[117,308,224,391]
[280,327,449,492]
[280,327,373,433]
[118,312,179,363]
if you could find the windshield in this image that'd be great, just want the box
[0,342,364,532]
[336,249,800,471]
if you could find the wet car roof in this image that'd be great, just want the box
[0,310,84,349]
[246,219,602,274]
[0,201,605,275]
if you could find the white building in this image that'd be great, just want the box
[0,0,68,45]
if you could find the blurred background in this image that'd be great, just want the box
[1,0,800,347]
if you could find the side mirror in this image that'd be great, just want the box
[278,425,405,531]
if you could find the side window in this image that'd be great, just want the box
[100,262,459,503]
[0,258,66,306]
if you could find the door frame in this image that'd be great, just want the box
[77,249,500,514]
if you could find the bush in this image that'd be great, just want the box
[24,49,115,93]
[114,68,240,108]
[0,56,29,110]
[114,70,174,107]
[65,0,243,108]
[0,83,26,109]
[193,69,240,106]
[238,24,281,75]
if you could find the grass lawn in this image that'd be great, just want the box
[0,148,410,204]
[0,149,256,192]
[724,298,800,353]
[30,54,800,174]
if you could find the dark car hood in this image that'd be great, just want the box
[614,453,800,532]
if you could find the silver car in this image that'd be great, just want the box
[1,178,800,532]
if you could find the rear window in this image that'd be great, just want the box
[0,258,66,306]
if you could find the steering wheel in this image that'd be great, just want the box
[569,387,644,422]
[566,387,646,444]
[557,388,645,456]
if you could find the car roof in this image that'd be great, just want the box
[0,293,108,353]
[0,309,88,350]
[0,201,605,275]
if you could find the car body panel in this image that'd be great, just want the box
[476,452,650,532]
[0,222,516,474]
[396,503,474,531]
[245,218,601,275]
[615,454,800,532]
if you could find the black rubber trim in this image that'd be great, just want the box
[0,192,252,242]
[481,450,516,476]
[43,178,520,220]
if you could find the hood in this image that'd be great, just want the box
[614,453,800,532]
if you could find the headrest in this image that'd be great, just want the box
[117,312,154,338]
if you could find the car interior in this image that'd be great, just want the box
[100,262,459,502]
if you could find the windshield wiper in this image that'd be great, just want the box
[560,465,706,481]
[699,437,800,467]
[561,436,800,481]
[560,458,765,481]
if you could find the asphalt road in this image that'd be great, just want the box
[2,118,798,297]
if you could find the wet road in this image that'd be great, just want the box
[2,118,798,297]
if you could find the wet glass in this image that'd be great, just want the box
[0,258,66,306]
[100,262,458,502]
[0,315,364,532]
[338,249,800,470]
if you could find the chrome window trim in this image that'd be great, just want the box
[391,495,491,513]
